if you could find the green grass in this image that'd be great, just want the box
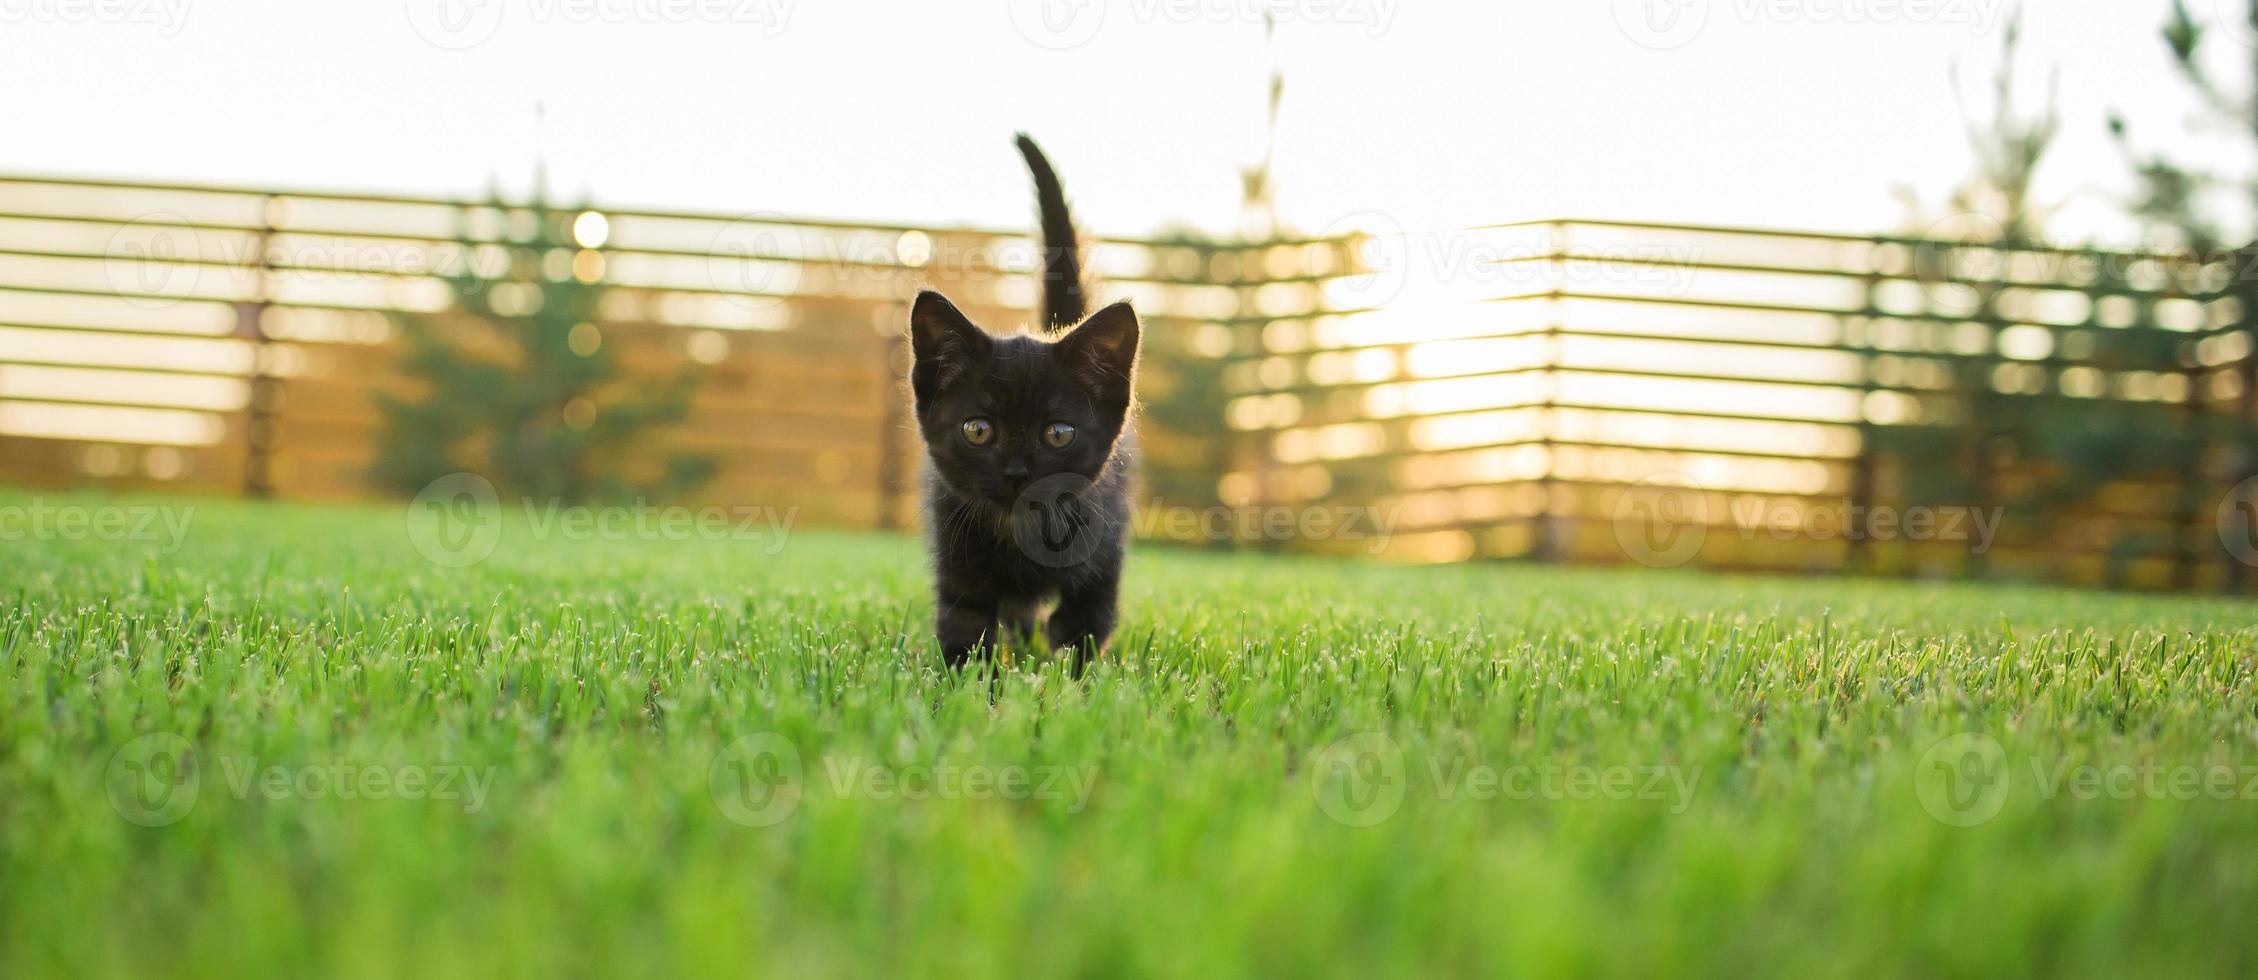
[4,489,2257,978]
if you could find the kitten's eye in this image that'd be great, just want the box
[960,418,994,446]
[1042,422,1076,448]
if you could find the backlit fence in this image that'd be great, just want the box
[0,173,1347,531]
[1222,219,2249,589]
[0,174,2248,590]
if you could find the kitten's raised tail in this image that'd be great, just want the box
[1015,133,1085,333]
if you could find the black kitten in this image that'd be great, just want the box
[908,135,1140,673]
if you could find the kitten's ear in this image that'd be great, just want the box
[1057,301,1140,423]
[909,290,989,410]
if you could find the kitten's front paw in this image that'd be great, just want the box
[937,598,1000,671]
[1045,605,1115,677]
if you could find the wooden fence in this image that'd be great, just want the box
[0,174,2249,589]
[0,173,1346,532]
[1220,219,2250,588]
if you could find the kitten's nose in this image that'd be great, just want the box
[1002,459,1031,482]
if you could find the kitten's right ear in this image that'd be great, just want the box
[909,290,989,410]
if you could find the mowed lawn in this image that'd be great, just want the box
[4,490,2258,978]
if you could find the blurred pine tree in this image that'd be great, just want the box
[2109,0,2258,589]
[373,172,714,503]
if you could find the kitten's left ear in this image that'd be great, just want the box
[909,290,991,412]
[1057,301,1140,421]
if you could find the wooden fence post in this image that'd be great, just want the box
[1534,221,1567,563]
[238,194,278,498]
[878,330,909,531]
[1847,251,1880,576]
[2226,243,2258,593]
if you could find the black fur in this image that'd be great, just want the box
[909,137,1139,673]
[1015,132,1086,330]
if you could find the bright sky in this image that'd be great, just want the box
[0,0,2247,246]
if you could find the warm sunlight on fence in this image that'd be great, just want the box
[1227,219,2247,588]
[0,174,2247,589]
[0,173,1345,531]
